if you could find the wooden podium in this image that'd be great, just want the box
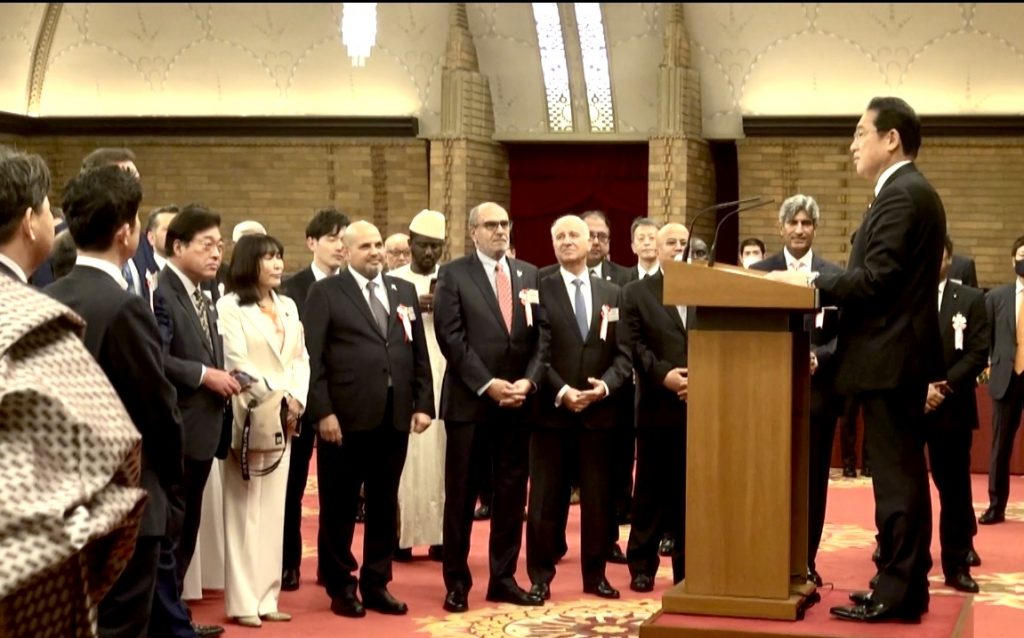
[642,261,819,636]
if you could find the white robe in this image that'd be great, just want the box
[389,264,447,548]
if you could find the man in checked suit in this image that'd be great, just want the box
[618,222,691,592]
[46,166,185,638]
[923,236,988,593]
[433,202,546,613]
[980,234,1024,525]
[279,206,349,591]
[750,193,843,587]
[153,205,241,638]
[526,215,631,601]
[304,221,433,618]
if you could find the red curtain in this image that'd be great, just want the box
[508,144,649,268]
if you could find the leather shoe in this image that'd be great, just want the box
[966,548,982,567]
[443,590,468,613]
[842,465,856,478]
[608,543,627,564]
[868,571,880,590]
[861,464,872,478]
[193,624,225,637]
[281,568,300,591]
[830,602,921,624]
[658,536,674,557]
[473,504,491,520]
[630,574,654,593]
[486,583,544,606]
[330,593,366,618]
[362,588,408,615]
[529,581,551,601]
[807,569,822,587]
[848,590,873,605]
[979,507,1005,525]
[235,616,261,628]
[394,547,413,562]
[584,578,620,599]
[945,571,980,593]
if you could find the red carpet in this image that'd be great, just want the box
[190,466,1024,637]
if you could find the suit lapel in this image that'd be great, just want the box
[1004,286,1017,346]
[546,274,584,344]
[240,302,286,366]
[468,253,508,333]
[384,276,401,339]
[585,281,611,344]
[651,273,686,335]
[509,258,524,332]
[339,270,385,341]
[169,275,215,359]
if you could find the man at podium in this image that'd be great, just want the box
[768,97,946,624]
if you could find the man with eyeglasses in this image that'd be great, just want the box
[384,233,412,271]
[154,205,242,638]
[433,202,546,613]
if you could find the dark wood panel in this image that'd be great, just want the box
[745,115,1024,138]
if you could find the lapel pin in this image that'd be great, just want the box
[516,270,523,278]
[390,283,397,291]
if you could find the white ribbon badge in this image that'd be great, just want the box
[952,312,966,350]
[599,304,619,341]
[397,304,415,342]
[519,288,539,327]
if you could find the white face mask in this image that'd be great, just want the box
[741,255,760,268]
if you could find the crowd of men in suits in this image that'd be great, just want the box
[3,97,1024,632]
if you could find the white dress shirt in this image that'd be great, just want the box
[874,160,912,197]
[554,266,608,406]
[588,262,603,280]
[311,261,337,282]
[476,249,511,296]
[347,267,390,314]
[784,247,814,272]
[638,263,660,279]
[938,279,947,312]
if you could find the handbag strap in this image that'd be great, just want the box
[237,398,286,481]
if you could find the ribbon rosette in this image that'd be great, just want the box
[397,304,414,342]
[519,288,537,327]
[599,304,611,341]
[952,312,966,351]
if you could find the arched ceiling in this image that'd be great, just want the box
[2,3,1023,139]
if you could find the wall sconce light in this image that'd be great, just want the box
[342,3,377,68]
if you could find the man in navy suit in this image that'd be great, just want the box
[924,236,988,592]
[980,234,1024,525]
[433,202,546,612]
[751,193,843,587]
[771,97,946,623]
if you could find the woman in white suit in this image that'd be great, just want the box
[216,234,309,627]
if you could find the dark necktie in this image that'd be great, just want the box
[192,288,213,350]
[366,280,389,336]
[573,279,589,339]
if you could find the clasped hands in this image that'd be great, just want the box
[925,380,951,414]
[486,378,534,408]
[562,378,608,413]
[662,367,688,400]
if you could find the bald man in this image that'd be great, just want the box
[618,222,690,592]
[304,221,434,618]
[384,233,411,271]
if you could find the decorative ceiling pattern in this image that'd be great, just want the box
[1,4,1022,139]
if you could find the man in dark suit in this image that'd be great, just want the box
[979,234,1024,525]
[46,166,185,638]
[948,253,978,288]
[304,220,433,617]
[0,149,55,283]
[433,202,546,613]
[923,236,989,593]
[133,204,178,287]
[751,194,843,587]
[153,205,240,638]
[619,222,691,592]
[279,206,349,591]
[527,215,631,601]
[771,97,946,623]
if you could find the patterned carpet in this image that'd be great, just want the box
[189,467,1024,636]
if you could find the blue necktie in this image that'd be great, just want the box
[573,279,589,339]
[121,262,136,295]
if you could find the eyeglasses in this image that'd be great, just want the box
[477,220,512,231]
[387,249,411,257]
[590,232,610,243]
[192,238,224,254]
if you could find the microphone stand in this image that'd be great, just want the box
[683,197,764,263]
[708,199,775,267]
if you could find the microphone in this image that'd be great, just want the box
[683,197,764,262]
[707,199,774,267]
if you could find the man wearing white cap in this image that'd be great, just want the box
[389,210,448,561]
[232,220,267,243]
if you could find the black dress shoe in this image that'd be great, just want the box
[584,578,620,599]
[428,544,444,561]
[848,590,873,605]
[966,548,982,567]
[807,569,822,587]
[362,588,409,615]
[608,543,627,564]
[979,507,1005,525]
[355,498,366,523]
[394,547,413,562]
[869,571,880,590]
[486,583,544,606]
[529,582,551,600]
[330,593,366,618]
[945,571,980,593]
[629,574,654,593]
[871,545,881,563]
[192,625,225,637]
[281,568,300,591]
[830,602,921,624]
[658,536,674,557]
[842,465,857,478]
[861,465,872,478]
[473,504,491,520]
[443,590,468,613]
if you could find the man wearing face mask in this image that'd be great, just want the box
[738,238,765,269]
[979,235,1024,525]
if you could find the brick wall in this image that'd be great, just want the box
[16,136,428,273]
[737,136,1024,288]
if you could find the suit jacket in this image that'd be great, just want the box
[45,265,183,537]
[750,252,844,406]
[815,163,946,393]
[929,281,989,428]
[535,271,632,429]
[282,266,317,320]
[216,291,311,443]
[985,282,1018,401]
[619,271,687,429]
[304,269,434,431]
[434,253,545,422]
[948,255,979,288]
[540,259,631,288]
[27,219,67,288]
[154,267,229,461]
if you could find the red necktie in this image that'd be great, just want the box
[496,262,513,333]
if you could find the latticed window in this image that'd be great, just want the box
[574,3,614,132]
[532,3,573,132]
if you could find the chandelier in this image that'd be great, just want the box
[341,3,377,67]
